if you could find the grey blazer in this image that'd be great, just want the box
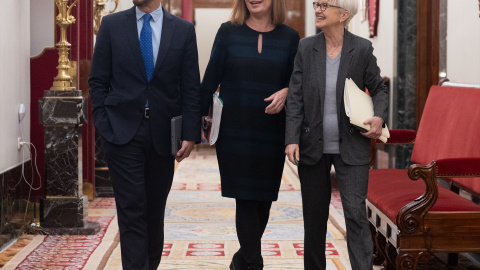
[285,30,388,166]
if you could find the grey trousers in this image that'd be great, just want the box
[298,154,373,270]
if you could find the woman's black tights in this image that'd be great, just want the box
[234,199,273,270]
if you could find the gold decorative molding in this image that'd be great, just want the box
[107,0,119,14]
[83,182,94,201]
[94,0,106,35]
[43,96,83,99]
[51,0,79,91]
[69,60,77,89]
[94,0,118,35]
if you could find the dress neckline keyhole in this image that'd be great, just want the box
[258,34,263,54]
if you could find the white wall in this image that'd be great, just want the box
[30,0,54,57]
[0,0,31,173]
[349,0,395,126]
[446,1,480,85]
[350,0,395,83]
[305,0,395,80]
[348,0,480,86]
[195,8,231,79]
[305,0,316,37]
[120,0,133,11]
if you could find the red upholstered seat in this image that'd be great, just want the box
[367,86,480,223]
[411,86,480,166]
[368,169,480,223]
[413,87,480,197]
[367,86,480,268]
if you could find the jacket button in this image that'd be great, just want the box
[349,128,355,134]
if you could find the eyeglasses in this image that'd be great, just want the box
[312,2,343,11]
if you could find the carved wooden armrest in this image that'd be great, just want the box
[435,158,480,177]
[396,161,438,234]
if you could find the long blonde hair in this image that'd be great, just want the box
[230,0,286,26]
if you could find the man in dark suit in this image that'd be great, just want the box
[89,0,201,268]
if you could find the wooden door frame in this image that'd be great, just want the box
[189,0,305,37]
[416,0,439,129]
[193,0,233,9]
[191,0,233,23]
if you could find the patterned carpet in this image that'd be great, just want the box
[0,147,351,269]
[0,198,118,269]
[1,147,478,269]
[103,148,351,270]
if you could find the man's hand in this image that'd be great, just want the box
[265,88,288,114]
[361,117,383,139]
[176,140,195,162]
[285,144,300,166]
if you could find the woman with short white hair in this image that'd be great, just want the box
[285,0,389,269]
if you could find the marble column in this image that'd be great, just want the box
[39,90,100,234]
[394,0,417,169]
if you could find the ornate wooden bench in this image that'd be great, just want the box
[366,85,480,269]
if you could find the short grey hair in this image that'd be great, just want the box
[330,0,358,26]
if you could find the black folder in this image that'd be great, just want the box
[171,115,182,156]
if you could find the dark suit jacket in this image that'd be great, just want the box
[285,30,388,166]
[89,7,201,156]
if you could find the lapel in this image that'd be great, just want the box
[313,33,327,121]
[123,7,148,82]
[152,8,175,78]
[336,30,354,121]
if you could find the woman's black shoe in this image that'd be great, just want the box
[229,250,246,270]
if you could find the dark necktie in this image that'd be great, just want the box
[140,13,154,82]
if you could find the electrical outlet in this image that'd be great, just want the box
[18,104,25,122]
[17,137,22,150]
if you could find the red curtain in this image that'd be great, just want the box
[182,0,193,22]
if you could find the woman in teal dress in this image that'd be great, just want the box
[201,0,299,269]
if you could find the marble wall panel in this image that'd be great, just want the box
[44,126,83,197]
[395,0,417,169]
[39,97,87,126]
[439,0,447,77]
[40,196,87,228]
[0,161,36,248]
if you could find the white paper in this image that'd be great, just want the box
[344,78,390,142]
[209,92,223,145]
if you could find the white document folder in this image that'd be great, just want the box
[344,78,390,143]
[209,92,223,145]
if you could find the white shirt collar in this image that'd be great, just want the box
[135,4,163,22]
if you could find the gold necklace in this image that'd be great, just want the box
[327,44,340,57]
